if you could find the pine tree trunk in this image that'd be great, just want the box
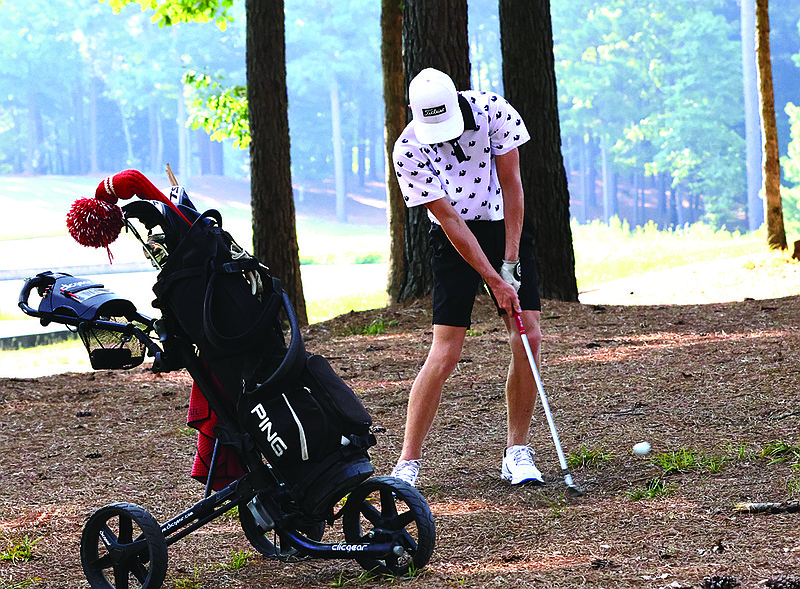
[89,77,99,175]
[330,74,347,223]
[397,0,470,301]
[247,0,308,323]
[382,0,407,301]
[579,133,589,223]
[755,0,787,250]
[499,0,578,302]
[601,135,612,224]
[741,0,763,231]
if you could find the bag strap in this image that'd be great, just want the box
[203,273,284,352]
[243,290,307,396]
[152,209,225,299]
[153,266,204,299]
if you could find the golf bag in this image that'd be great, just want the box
[140,193,375,519]
[22,171,436,586]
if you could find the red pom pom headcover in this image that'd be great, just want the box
[67,169,191,261]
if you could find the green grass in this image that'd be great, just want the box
[0,536,39,564]
[348,317,398,336]
[0,579,42,589]
[169,568,203,589]
[306,290,389,325]
[572,218,764,289]
[787,475,800,495]
[624,479,675,501]
[566,445,614,468]
[653,448,729,474]
[0,339,89,376]
[295,214,388,267]
[220,549,253,571]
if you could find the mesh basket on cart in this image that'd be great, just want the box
[78,320,146,369]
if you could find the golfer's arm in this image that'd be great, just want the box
[495,148,524,262]
[425,198,506,294]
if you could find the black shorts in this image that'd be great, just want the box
[430,219,541,328]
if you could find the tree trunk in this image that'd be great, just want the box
[330,74,347,223]
[72,83,87,175]
[210,138,223,175]
[741,0,763,231]
[601,135,613,224]
[579,132,589,223]
[177,91,190,181]
[499,0,578,302]
[675,185,685,227]
[587,135,598,208]
[381,0,407,301]
[25,91,42,175]
[247,0,307,323]
[397,0,470,301]
[755,0,787,250]
[118,102,134,168]
[197,130,211,175]
[89,77,100,175]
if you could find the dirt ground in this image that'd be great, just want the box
[1,253,799,589]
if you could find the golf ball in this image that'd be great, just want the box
[632,441,651,455]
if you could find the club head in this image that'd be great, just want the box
[566,484,585,497]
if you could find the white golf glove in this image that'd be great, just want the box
[500,259,522,292]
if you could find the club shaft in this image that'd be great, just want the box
[514,314,569,472]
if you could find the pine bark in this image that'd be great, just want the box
[246,0,308,323]
[755,0,787,250]
[741,0,763,230]
[382,0,406,302]
[397,0,470,302]
[499,0,579,302]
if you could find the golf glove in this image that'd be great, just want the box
[500,259,522,292]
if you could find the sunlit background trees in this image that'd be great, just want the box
[1,0,800,235]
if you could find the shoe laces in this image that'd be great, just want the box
[392,459,421,480]
[508,445,535,466]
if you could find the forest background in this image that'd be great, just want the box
[2,0,800,237]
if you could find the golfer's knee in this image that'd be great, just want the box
[425,343,462,377]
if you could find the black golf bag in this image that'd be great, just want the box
[130,190,376,519]
[20,173,436,587]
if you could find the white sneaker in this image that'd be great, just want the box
[502,445,544,485]
[391,459,422,487]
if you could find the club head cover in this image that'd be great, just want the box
[67,169,191,260]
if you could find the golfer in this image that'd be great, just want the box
[390,68,544,486]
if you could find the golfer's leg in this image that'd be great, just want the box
[399,324,467,460]
[502,310,541,447]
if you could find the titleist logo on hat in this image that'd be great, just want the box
[422,105,447,117]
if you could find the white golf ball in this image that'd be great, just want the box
[632,441,651,455]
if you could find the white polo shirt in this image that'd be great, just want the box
[393,90,530,224]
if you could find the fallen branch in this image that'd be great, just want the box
[734,501,800,514]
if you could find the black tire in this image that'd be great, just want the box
[239,495,325,561]
[342,476,435,577]
[81,502,168,589]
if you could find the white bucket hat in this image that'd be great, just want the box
[409,68,465,144]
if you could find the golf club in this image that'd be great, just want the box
[513,312,584,496]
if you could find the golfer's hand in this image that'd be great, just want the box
[490,278,521,316]
[500,259,521,292]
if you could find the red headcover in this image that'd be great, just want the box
[66,169,191,260]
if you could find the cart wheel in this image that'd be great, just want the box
[342,476,435,577]
[81,502,168,589]
[239,494,325,561]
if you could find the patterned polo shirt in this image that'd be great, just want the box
[393,90,530,224]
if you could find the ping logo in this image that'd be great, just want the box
[422,104,446,117]
[250,403,289,457]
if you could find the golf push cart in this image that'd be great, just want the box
[18,169,435,588]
